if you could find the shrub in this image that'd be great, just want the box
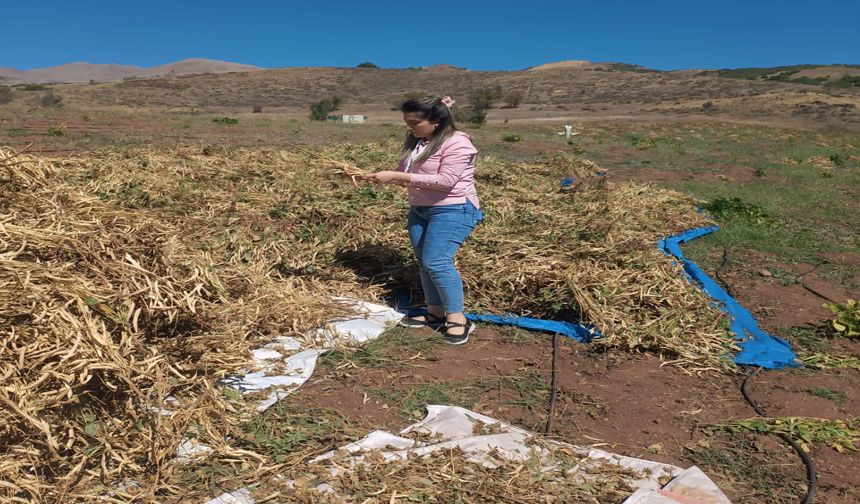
[356,62,379,68]
[41,90,62,107]
[0,85,12,104]
[629,134,656,150]
[702,100,714,110]
[829,151,845,166]
[826,75,860,88]
[310,99,335,121]
[825,300,859,336]
[331,95,342,111]
[470,87,501,109]
[503,89,525,108]
[212,117,239,125]
[47,125,66,136]
[502,133,521,142]
[701,197,768,223]
[23,83,46,91]
[464,87,501,125]
[461,106,487,126]
[392,91,425,110]
[252,105,263,113]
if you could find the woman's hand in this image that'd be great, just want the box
[363,171,410,185]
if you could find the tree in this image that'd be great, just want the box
[391,90,425,110]
[463,87,500,125]
[309,99,335,121]
[356,62,379,68]
[503,89,525,108]
[41,90,62,107]
[0,85,12,105]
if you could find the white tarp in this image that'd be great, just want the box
[206,405,731,504]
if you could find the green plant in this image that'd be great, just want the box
[47,125,66,137]
[464,87,502,125]
[714,417,860,453]
[211,117,238,125]
[41,90,62,107]
[502,133,521,142]
[701,197,768,223]
[800,351,860,370]
[22,83,46,91]
[753,167,766,177]
[356,62,379,68]
[826,75,860,88]
[309,98,335,121]
[825,299,859,336]
[629,134,657,150]
[829,151,845,166]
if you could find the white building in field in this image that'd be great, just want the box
[327,114,367,124]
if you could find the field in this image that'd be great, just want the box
[1,66,859,503]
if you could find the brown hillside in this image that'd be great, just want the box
[40,65,860,132]
[0,58,261,84]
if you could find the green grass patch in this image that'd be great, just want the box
[701,197,768,223]
[240,403,357,462]
[805,387,847,405]
[799,351,860,371]
[320,326,444,371]
[368,368,549,420]
[713,417,860,453]
[688,433,803,503]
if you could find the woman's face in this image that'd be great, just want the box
[403,112,436,140]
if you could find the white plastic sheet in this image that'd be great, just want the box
[207,405,731,504]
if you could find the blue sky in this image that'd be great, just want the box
[3,0,858,71]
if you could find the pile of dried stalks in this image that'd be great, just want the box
[1,141,732,500]
[275,445,640,503]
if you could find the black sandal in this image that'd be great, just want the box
[442,320,473,345]
[399,312,446,330]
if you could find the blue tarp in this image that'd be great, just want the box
[659,227,798,369]
[390,293,598,343]
[465,313,598,343]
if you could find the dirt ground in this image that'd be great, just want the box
[288,316,859,503]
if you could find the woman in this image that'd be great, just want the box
[363,96,483,345]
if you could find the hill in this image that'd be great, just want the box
[2,61,859,132]
[0,58,261,84]
[693,64,860,89]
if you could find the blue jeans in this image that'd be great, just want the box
[407,201,484,313]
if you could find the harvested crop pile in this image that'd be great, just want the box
[1,141,733,500]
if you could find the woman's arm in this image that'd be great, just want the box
[363,170,411,184]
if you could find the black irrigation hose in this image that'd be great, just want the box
[741,366,818,504]
[545,332,560,435]
[714,247,735,298]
